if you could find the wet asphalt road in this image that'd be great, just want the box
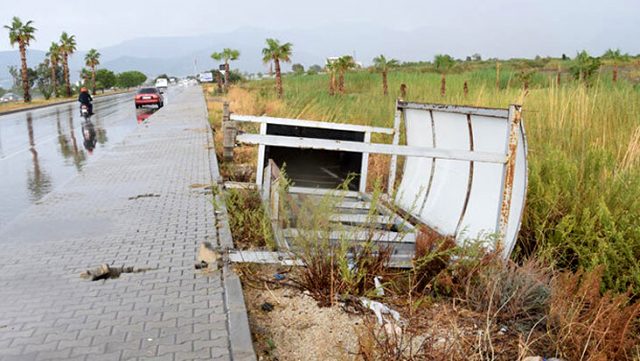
[0,90,172,230]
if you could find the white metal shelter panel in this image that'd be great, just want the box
[395,103,528,258]
[456,115,507,242]
[396,109,433,214]
[417,112,471,236]
[504,123,527,257]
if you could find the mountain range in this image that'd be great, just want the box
[1,23,635,88]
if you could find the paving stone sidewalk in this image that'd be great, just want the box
[0,86,255,361]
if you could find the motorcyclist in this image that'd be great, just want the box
[78,87,93,115]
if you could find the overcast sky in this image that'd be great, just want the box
[2,0,639,56]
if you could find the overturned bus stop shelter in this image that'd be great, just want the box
[223,100,528,264]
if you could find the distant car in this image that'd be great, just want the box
[134,88,164,109]
[0,92,21,102]
[154,78,168,91]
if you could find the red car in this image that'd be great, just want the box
[134,87,164,108]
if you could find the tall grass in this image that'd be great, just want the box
[241,70,640,294]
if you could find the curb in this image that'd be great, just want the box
[222,264,258,361]
[0,91,132,116]
[201,88,257,361]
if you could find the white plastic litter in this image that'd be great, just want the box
[374,276,385,297]
[360,297,400,325]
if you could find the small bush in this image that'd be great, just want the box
[225,188,273,249]
[547,266,640,361]
[463,258,552,332]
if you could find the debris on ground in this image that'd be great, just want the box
[261,302,274,312]
[373,276,384,296]
[127,193,160,200]
[80,263,154,281]
[194,241,222,271]
[359,297,400,325]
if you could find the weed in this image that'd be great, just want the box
[547,266,640,361]
[237,69,640,294]
[224,188,274,249]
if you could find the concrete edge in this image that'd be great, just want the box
[200,87,257,361]
[0,91,132,116]
[222,264,258,361]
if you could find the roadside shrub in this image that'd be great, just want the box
[225,188,273,249]
[284,182,394,306]
[462,258,552,332]
[547,266,640,361]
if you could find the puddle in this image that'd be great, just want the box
[0,93,139,230]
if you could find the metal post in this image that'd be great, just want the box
[387,101,402,196]
[222,102,235,162]
[255,123,267,187]
[358,131,371,193]
[497,104,522,248]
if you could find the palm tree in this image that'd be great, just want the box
[46,42,61,97]
[434,54,455,96]
[84,49,100,94]
[326,61,337,96]
[59,32,77,97]
[602,49,629,83]
[80,68,91,87]
[262,38,292,98]
[372,54,398,96]
[213,70,223,93]
[334,55,356,94]
[4,17,36,102]
[211,48,240,91]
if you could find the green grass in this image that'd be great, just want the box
[240,68,640,294]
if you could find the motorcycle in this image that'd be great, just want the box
[80,104,91,120]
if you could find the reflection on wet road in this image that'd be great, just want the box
[137,108,156,123]
[0,91,168,229]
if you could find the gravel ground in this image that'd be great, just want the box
[242,279,366,361]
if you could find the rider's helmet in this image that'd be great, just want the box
[80,87,88,93]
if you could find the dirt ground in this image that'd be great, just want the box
[241,275,367,361]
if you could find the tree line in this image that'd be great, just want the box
[4,16,148,103]
[208,37,635,100]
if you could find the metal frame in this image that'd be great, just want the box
[394,101,528,257]
[236,134,507,163]
[229,100,528,259]
[397,101,509,118]
[232,114,392,193]
[230,114,394,134]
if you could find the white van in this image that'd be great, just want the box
[155,78,168,91]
